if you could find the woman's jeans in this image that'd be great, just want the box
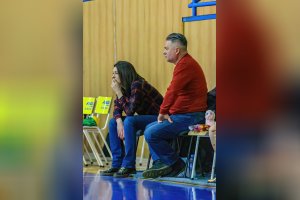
[109,115,157,168]
[144,112,205,166]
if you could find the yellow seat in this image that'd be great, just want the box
[83,97,96,115]
[82,97,96,166]
[83,96,112,167]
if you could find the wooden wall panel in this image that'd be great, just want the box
[184,19,216,91]
[83,1,114,98]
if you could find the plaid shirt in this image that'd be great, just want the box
[113,79,163,119]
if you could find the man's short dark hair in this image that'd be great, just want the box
[166,33,187,49]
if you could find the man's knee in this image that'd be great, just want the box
[144,129,151,142]
[144,127,159,142]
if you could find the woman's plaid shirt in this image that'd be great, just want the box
[113,79,163,119]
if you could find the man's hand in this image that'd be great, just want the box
[116,118,125,140]
[157,114,173,123]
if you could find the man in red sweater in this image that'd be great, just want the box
[142,33,208,178]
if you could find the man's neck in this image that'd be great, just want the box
[175,52,188,65]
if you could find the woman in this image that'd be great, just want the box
[101,61,163,178]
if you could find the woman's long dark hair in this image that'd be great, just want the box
[114,61,144,96]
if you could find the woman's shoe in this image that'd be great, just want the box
[100,167,120,176]
[113,167,136,178]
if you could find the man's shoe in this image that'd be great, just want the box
[162,158,186,177]
[142,160,172,178]
[113,167,136,178]
[100,167,120,176]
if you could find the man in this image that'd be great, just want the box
[142,33,208,178]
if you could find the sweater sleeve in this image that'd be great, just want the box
[113,97,123,120]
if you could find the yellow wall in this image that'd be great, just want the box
[83,0,216,155]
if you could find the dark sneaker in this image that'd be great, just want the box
[162,158,186,177]
[100,167,120,176]
[113,167,136,178]
[142,160,172,178]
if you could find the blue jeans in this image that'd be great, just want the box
[144,112,205,166]
[109,115,158,168]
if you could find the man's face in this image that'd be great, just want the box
[163,40,178,64]
[112,67,121,83]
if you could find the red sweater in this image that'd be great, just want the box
[160,54,208,115]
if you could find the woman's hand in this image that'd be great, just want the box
[116,118,125,140]
[111,79,123,98]
[111,79,121,93]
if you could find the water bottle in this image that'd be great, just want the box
[188,154,194,177]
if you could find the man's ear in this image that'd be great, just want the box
[175,47,180,55]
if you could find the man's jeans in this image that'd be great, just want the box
[144,112,205,166]
[109,115,157,168]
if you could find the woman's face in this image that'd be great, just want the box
[112,67,121,84]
